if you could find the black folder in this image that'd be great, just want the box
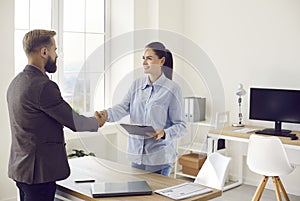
[120,123,156,136]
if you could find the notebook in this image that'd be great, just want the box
[91,180,152,198]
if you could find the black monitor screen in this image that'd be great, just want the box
[250,88,300,133]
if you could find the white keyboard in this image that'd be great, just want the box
[232,128,258,134]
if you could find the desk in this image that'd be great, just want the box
[56,156,221,201]
[208,126,300,191]
[209,126,300,147]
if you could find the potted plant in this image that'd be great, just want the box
[67,149,96,158]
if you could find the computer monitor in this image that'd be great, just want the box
[249,87,300,135]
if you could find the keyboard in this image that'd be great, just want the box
[232,128,258,134]
[255,130,298,140]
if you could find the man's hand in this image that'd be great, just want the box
[99,110,108,119]
[94,110,107,127]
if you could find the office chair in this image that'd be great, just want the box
[247,134,295,201]
[194,152,231,201]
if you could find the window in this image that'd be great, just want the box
[14,0,106,115]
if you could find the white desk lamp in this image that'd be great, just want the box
[232,83,247,127]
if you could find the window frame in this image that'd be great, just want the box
[14,0,109,116]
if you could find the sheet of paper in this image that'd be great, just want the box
[155,183,212,200]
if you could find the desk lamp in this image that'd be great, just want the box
[232,83,247,127]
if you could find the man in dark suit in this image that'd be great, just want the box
[6,29,107,201]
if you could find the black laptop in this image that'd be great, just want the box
[91,180,152,198]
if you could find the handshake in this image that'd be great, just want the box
[94,110,108,127]
[93,109,165,140]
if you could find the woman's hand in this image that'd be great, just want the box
[151,129,165,140]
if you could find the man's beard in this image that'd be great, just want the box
[45,56,57,73]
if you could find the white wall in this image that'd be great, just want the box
[183,0,300,128]
[0,0,17,200]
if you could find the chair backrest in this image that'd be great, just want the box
[194,152,231,190]
[247,134,295,176]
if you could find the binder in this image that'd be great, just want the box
[184,97,206,122]
[184,98,189,121]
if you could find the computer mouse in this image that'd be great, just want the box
[290,135,298,140]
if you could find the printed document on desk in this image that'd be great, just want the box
[155,182,212,200]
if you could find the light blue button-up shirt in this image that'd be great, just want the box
[107,73,187,165]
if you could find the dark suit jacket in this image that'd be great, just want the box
[7,65,99,184]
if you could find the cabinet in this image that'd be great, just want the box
[174,121,214,179]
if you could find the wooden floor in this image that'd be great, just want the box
[222,184,300,201]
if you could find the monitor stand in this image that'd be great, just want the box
[255,129,291,137]
[261,128,291,134]
[255,129,298,140]
[255,121,292,136]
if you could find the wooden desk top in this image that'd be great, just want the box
[56,156,221,201]
[209,126,300,147]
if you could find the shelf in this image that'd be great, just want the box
[175,121,214,180]
[187,121,213,127]
[175,171,196,179]
[64,123,118,140]
[178,142,208,154]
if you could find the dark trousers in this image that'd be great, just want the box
[16,181,56,201]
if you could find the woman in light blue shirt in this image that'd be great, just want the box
[103,42,187,176]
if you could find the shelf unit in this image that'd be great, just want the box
[174,121,213,179]
[174,111,237,191]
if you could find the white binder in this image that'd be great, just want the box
[184,97,206,122]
